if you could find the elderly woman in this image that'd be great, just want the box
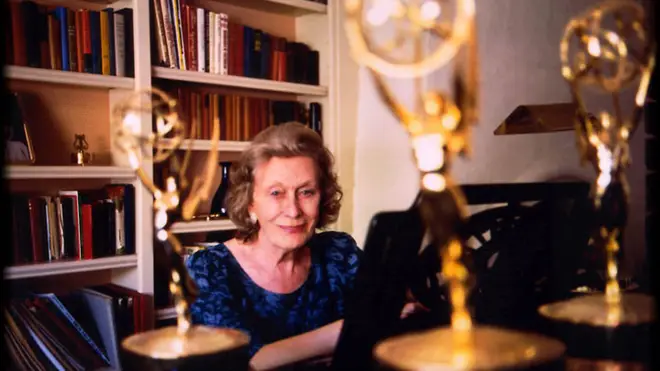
[186,122,362,370]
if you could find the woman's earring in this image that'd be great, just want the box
[249,213,258,224]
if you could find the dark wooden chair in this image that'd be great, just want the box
[332,181,596,371]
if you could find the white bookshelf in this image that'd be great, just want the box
[170,219,236,234]
[4,65,134,89]
[152,67,328,96]
[5,165,136,180]
[207,0,327,15]
[4,255,138,280]
[158,139,250,152]
[5,0,154,297]
[4,0,357,333]
[155,306,177,320]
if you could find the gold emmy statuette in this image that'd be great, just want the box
[539,0,655,328]
[70,134,93,165]
[112,88,250,370]
[537,0,655,366]
[343,0,565,369]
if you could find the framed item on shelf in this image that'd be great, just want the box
[6,92,35,165]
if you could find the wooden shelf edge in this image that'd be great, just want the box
[156,306,177,320]
[4,255,138,280]
[5,165,137,180]
[4,65,134,89]
[170,219,236,234]
[261,0,326,13]
[152,67,327,96]
[208,0,326,15]
[158,139,250,152]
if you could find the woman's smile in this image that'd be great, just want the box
[278,225,306,233]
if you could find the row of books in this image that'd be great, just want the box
[164,85,319,141]
[6,284,152,370]
[6,0,134,77]
[151,0,320,85]
[9,184,135,266]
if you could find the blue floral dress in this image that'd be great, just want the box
[186,231,362,357]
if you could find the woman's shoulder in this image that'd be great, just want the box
[312,231,360,252]
[185,242,233,275]
[311,231,362,269]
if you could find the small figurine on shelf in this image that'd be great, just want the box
[70,134,93,165]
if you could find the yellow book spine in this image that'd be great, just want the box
[100,11,110,75]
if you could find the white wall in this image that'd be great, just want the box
[349,0,646,275]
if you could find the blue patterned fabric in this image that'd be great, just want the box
[186,231,362,357]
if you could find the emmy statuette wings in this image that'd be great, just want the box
[112,88,249,362]
[539,0,655,328]
[342,1,566,369]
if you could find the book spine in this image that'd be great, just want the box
[219,13,228,75]
[204,9,210,73]
[197,7,205,72]
[38,294,112,366]
[100,10,110,75]
[47,9,60,69]
[171,0,185,69]
[81,10,92,73]
[89,11,101,74]
[160,0,176,68]
[214,13,222,74]
[67,9,77,72]
[187,5,197,71]
[113,11,126,77]
[75,10,84,72]
[209,12,215,74]
[56,7,68,71]
[106,10,115,75]
[152,0,168,67]
[9,2,27,66]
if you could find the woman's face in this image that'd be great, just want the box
[250,156,321,252]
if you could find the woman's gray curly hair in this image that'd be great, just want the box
[226,122,342,242]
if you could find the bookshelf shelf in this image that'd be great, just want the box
[5,166,137,180]
[152,67,328,96]
[4,255,138,280]
[4,65,134,90]
[159,139,250,152]
[156,306,177,320]
[158,139,250,152]
[208,0,327,15]
[170,219,236,234]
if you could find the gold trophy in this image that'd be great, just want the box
[538,0,655,366]
[343,0,566,369]
[70,134,93,165]
[112,88,250,370]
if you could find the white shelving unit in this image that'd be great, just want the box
[4,0,154,298]
[5,165,136,180]
[152,66,328,96]
[170,219,236,234]
[155,305,177,320]
[206,0,327,15]
[4,255,138,280]
[4,65,135,89]
[6,0,355,332]
[158,139,250,152]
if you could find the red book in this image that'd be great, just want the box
[81,204,93,260]
[75,10,84,72]
[9,1,26,66]
[28,198,45,263]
